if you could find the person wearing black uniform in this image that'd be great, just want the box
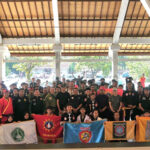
[89,93,98,114]
[69,88,82,115]
[79,81,86,95]
[36,79,43,93]
[96,87,111,120]
[139,87,150,116]
[30,89,44,114]
[0,84,3,98]
[13,88,30,121]
[122,81,139,120]
[56,86,70,115]
[82,88,91,114]
[11,88,19,101]
[30,78,36,89]
[61,104,76,124]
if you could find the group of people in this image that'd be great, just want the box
[0,74,149,126]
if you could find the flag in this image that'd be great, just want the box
[64,120,106,143]
[136,116,150,142]
[32,114,63,140]
[105,89,123,96]
[0,120,38,144]
[104,121,135,141]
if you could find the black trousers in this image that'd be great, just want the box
[125,108,138,120]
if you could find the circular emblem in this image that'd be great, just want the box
[45,121,53,130]
[115,125,124,136]
[11,128,24,142]
[24,98,26,102]
[49,97,52,100]
[79,131,92,143]
[18,99,21,103]
[33,102,36,106]
[126,93,128,96]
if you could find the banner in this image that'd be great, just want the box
[105,89,123,96]
[32,114,63,140]
[0,120,38,144]
[136,116,150,142]
[64,120,106,143]
[104,121,135,141]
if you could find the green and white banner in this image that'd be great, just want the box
[0,120,38,144]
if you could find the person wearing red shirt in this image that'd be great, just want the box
[0,90,13,123]
[140,74,146,88]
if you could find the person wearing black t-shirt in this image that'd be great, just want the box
[56,86,70,115]
[96,87,111,120]
[13,89,30,121]
[69,88,82,114]
[61,104,76,124]
[139,87,150,116]
[30,89,44,114]
[122,82,139,120]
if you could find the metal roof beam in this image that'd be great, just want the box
[52,0,60,44]
[140,0,150,17]
[113,0,129,43]
[3,37,150,45]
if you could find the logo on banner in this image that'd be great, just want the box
[113,122,126,138]
[44,121,53,130]
[79,130,92,143]
[145,120,150,140]
[11,127,25,142]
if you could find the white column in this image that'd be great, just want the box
[53,44,62,78]
[0,46,9,82]
[109,44,120,80]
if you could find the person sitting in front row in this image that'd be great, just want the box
[90,109,102,121]
[61,104,76,124]
[45,106,55,116]
[77,107,91,123]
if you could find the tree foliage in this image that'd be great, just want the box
[74,56,111,77]
[13,58,47,81]
[125,61,150,81]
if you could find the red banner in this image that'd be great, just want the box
[105,88,123,96]
[32,114,63,140]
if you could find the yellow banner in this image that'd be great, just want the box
[136,116,150,142]
[104,121,135,141]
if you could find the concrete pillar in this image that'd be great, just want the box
[109,44,120,80]
[53,44,62,79]
[0,46,9,82]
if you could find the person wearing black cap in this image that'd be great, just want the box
[139,87,150,116]
[61,103,76,124]
[81,88,91,114]
[56,86,70,115]
[122,81,139,120]
[11,88,19,100]
[30,77,36,89]
[109,79,118,89]
[79,81,86,95]
[100,78,105,86]
[13,88,30,121]
[9,83,17,97]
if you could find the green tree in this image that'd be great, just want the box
[13,58,46,81]
[74,56,111,77]
[125,61,150,81]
